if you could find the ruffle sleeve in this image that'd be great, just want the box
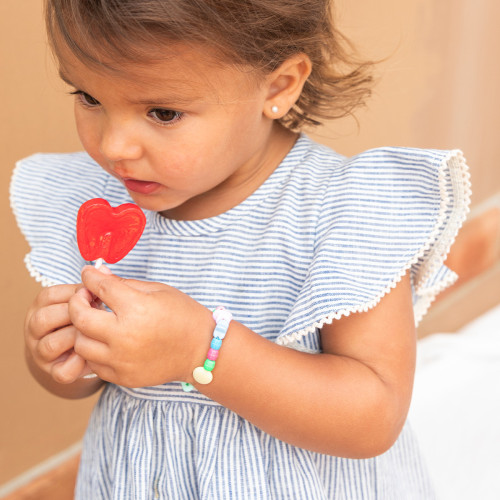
[276,147,471,347]
[10,152,119,286]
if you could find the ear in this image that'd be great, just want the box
[263,53,312,119]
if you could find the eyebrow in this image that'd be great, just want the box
[130,95,202,106]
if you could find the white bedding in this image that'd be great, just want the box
[410,305,500,500]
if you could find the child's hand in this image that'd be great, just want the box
[68,266,212,388]
[25,284,93,384]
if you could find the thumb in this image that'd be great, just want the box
[121,278,168,294]
[94,265,167,294]
[80,266,141,313]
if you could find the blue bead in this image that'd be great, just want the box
[213,320,230,339]
[210,337,223,350]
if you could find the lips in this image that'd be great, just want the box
[123,178,162,194]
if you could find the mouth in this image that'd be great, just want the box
[123,178,162,195]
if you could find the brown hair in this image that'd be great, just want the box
[45,0,373,130]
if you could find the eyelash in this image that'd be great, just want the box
[147,109,183,126]
[68,90,184,126]
[70,90,100,108]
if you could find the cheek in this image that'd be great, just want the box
[74,114,113,174]
[75,109,99,152]
[153,133,209,176]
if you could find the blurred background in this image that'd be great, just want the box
[1,0,499,498]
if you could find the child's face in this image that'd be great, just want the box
[58,44,287,219]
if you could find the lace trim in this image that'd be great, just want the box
[24,254,58,287]
[10,159,57,288]
[277,150,471,347]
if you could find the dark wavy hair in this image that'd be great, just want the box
[45,0,373,130]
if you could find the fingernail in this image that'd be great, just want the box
[99,265,113,275]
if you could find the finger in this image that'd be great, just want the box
[86,361,115,383]
[28,303,72,341]
[74,330,110,365]
[51,350,86,385]
[81,266,142,313]
[68,288,116,342]
[34,284,80,308]
[36,325,77,363]
[73,287,103,310]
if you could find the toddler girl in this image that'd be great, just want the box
[11,0,470,498]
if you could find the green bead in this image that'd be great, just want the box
[204,359,216,371]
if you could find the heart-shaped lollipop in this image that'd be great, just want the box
[76,198,146,264]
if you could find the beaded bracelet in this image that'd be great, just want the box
[181,306,232,392]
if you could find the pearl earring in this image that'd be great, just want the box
[271,105,279,113]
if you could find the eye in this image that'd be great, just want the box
[70,90,101,107]
[148,108,182,125]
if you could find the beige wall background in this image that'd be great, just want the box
[1,0,499,490]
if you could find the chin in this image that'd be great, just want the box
[127,193,184,215]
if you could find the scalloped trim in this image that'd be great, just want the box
[277,149,471,347]
[10,159,58,288]
[25,254,58,287]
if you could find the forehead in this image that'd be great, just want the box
[57,39,262,102]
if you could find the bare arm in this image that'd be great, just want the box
[70,268,415,457]
[196,273,416,457]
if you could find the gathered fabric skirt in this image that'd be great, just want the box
[75,383,435,499]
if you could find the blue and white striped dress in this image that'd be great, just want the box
[11,135,470,499]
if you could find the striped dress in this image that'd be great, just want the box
[11,135,470,499]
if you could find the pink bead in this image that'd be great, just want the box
[207,348,219,361]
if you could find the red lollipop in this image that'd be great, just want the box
[77,198,146,265]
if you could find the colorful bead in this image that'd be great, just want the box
[213,307,233,323]
[204,359,216,371]
[213,321,230,339]
[186,306,232,391]
[181,382,194,392]
[207,348,219,361]
[193,366,213,385]
[210,337,222,350]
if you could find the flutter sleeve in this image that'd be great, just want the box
[10,152,112,286]
[277,147,471,347]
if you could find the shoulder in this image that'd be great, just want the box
[276,142,470,346]
[289,137,462,193]
[310,143,463,192]
[12,151,108,204]
[288,138,467,228]
[10,152,131,285]
[15,151,102,177]
[11,151,130,216]
[313,145,467,225]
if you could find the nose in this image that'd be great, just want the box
[99,117,143,162]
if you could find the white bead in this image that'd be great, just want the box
[213,308,232,323]
[271,105,279,113]
[193,366,213,385]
